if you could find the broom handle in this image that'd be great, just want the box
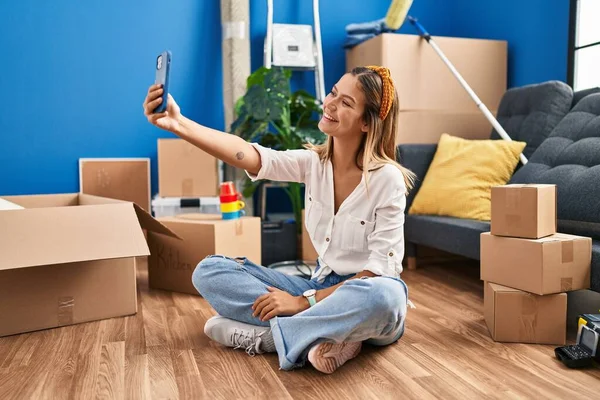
[408,17,528,165]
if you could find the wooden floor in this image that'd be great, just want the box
[1,258,600,400]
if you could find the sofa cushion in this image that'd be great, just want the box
[572,87,600,108]
[491,80,573,159]
[408,134,525,221]
[405,214,490,261]
[510,93,600,240]
[396,144,437,211]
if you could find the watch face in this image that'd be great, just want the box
[304,289,316,297]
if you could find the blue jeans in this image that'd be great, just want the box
[192,255,408,370]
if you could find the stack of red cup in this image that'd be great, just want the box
[220,182,245,220]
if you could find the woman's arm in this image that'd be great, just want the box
[175,115,262,176]
[144,87,312,182]
[144,86,262,175]
[306,270,377,306]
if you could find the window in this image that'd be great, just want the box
[568,0,600,90]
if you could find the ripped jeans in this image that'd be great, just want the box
[192,255,409,370]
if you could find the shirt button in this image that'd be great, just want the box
[389,251,394,257]
[360,221,365,225]
[309,197,312,201]
[326,238,330,242]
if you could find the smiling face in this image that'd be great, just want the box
[318,73,368,139]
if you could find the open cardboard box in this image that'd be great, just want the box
[0,193,179,337]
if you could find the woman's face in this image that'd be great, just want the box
[318,73,368,139]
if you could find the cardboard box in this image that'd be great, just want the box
[484,281,567,345]
[480,232,592,295]
[396,110,494,144]
[491,184,556,239]
[158,138,219,197]
[301,209,318,262]
[346,33,507,112]
[147,213,262,295]
[0,193,179,337]
[79,158,151,212]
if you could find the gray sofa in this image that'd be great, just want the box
[397,81,600,293]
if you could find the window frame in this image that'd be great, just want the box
[567,0,600,89]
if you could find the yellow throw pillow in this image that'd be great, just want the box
[408,133,526,221]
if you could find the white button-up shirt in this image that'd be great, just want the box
[246,143,407,281]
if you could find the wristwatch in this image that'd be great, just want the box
[303,289,317,307]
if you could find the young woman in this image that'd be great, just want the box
[143,66,415,374]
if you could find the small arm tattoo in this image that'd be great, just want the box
[235,151,245,160]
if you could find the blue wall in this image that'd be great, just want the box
[451,0,570,88]
[0,0,223,196]
[0,0,570,197]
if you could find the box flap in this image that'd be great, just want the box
[503,184,555,189]
[0,203,150,271]
[133,204,181,239]
[536,233,586,243]
[78,193,181,239]
[1,193,79,208]
[176,213,223,221]
[484,282,495,338]
[78,193,124,205]
[488,282,520,293]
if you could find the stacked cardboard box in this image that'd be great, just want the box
[346,33,507,144]
[148,138,262,295]
[157,138,220,197]
[147,214,261,295]
[480,184,592,345]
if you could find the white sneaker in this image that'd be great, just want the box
[204,316,272,356]
[307,341,362,374]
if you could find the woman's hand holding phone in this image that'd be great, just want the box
[143,85,182,133]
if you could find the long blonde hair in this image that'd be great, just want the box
[307,66,416,192]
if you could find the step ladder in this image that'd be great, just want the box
[263,0,326,104]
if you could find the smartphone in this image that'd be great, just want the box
[153,50,171,113]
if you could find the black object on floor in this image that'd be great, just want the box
[261,220,297,267]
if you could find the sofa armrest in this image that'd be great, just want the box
[396,143,437,211]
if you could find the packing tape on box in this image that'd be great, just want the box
[560,277,573,291]
[562,240,574,263]
[58,296,74,326]
[519,294,538,342]
[559,239,574,291]
[182,179,193,196]
[505,214,521,227]
[506,189,520,210]
[222,21,246,40]
[505,189,521,227]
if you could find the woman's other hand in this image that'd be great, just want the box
[252,287,308,321]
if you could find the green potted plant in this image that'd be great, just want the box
[230,66,325,236]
